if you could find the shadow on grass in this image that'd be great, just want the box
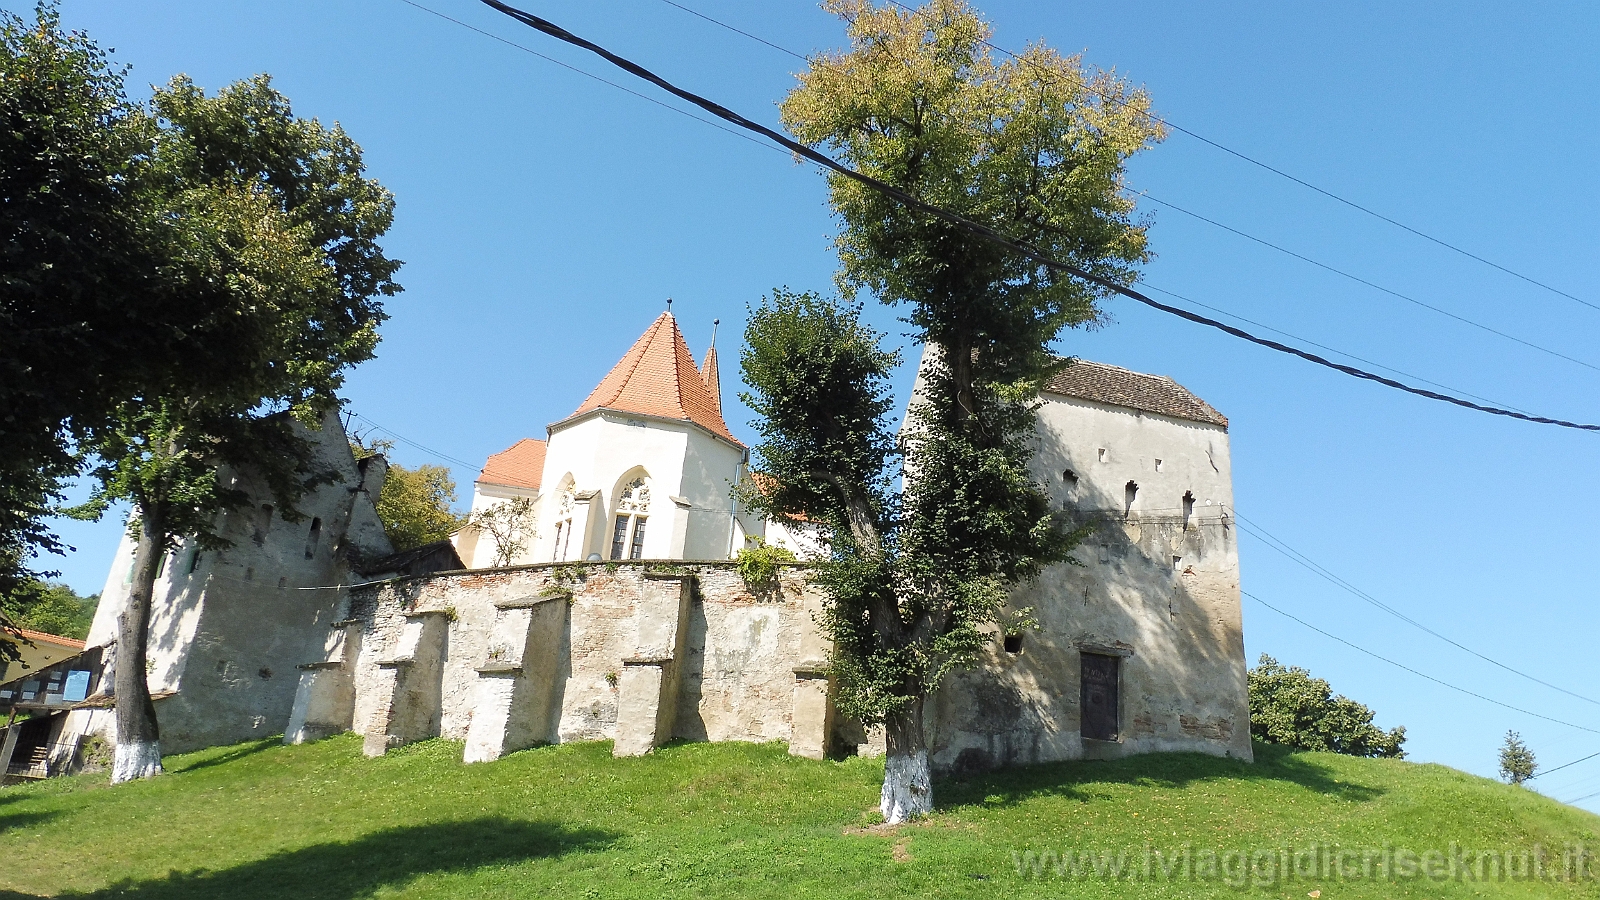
[56,817,618,900]
[938,741,1384,812]
[164,738,282,775]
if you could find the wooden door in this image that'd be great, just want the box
[1080,653,1120,741]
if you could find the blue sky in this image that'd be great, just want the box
[18,0,1600,807]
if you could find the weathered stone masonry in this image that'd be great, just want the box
[286,562,839,762]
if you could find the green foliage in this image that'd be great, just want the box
[356,440,467,552]
[1,736,1597,898]
[734,540,798,584]
[10,581,98,640]
[746,0,1159,743]
[1499,730,1536,786]
[1248,655,1406,759]
[466,497,537,568]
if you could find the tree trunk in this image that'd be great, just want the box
[112,504,165,783]
[880,695,932,824]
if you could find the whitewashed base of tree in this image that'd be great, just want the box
[111,741,162,784]
[880,749,932,824]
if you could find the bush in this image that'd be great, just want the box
[1248,654,1405,758]
[735,540,796,585]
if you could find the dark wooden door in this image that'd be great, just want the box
[1080,653,1120,741]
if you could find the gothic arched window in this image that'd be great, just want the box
[611,477,651,560]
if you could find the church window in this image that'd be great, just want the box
[1098,448,1109,463]
[611,516,630,560]
[1124,481,1138,515]
[1182,490,1195,525]
[628,517,647,559]
[1003,634,1023,654]
[610,477,651,560]
[553,488,576,561]
[1154,458,1164,472]
[1062,469,1078,485]
[304,517,322,559]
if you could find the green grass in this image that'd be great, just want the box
[0,735,1595,898]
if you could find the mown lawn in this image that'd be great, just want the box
[0,735,1594,898]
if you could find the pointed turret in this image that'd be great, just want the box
[567,311,740,445]
[700,319,721,419]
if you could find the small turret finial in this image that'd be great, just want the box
[710,318,720,349]
[666,297,673,312]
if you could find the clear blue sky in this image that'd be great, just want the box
[18,0,1599,808]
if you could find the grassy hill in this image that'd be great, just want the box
[0,735,1594,899]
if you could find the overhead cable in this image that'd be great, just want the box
[659,0,1600,347]
[1231,511,1600,708]
[395,0,783,156]
[1243,591,1600,736]
[1531,749,1600,781]
[1138,192,1600,374]
[872,0,1596,314]
[475,0,1600,433]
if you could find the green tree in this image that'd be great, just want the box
[354,441,467,552]
[0,2,156,613]
[78,74,399,783]
[1248,655,1406,758]
[10,582,98,641]
[751,0,1163,821]
[1498,730,1536,785]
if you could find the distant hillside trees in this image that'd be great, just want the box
[1248,654,1406,758]
[353,441,467,552]
[9,582,98,641]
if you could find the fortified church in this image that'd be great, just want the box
[32,309,1250,777]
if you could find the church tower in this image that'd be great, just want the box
[458,311,750,567]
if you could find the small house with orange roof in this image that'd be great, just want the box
[456,310,755,568]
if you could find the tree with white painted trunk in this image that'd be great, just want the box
[75,77,399,783]
[759,0,1163,822]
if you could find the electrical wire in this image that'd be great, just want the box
[1136,283,1533,414]
[394,0,785,156]
[1530,750,1600,781]
[1137,192,1600,374]
[872,0,1597,314]
[1243,590,1600,736]
[654,0,1600,371]
[476,0,1600,433]
[1231,511,1600,709]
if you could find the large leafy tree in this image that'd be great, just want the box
[1248,655,1406,759]
[79,74,398,783]
[753,0,1163,821]
[0,3,161,613]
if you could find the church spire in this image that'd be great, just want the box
[700,319,721,419]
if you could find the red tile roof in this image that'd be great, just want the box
[11,629,86,651]
[1043,360,1228,428]
[477,438,547,490]
[700,345,721,420]
[568,312,741,445]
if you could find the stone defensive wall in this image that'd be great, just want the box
[285,561,838,763]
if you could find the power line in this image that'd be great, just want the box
[394,0,784,156]
[1565,789,1600,806]
[872,0,1597,314]
[662,0,1600,376]
[1243,590,1600,736]
[1138,192,1600,374]
[1137,283,1533,414]
[1231,511,1600,709]
[657,0,808,61]
[476,0,1600,434]
[1531,750,1600,781]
